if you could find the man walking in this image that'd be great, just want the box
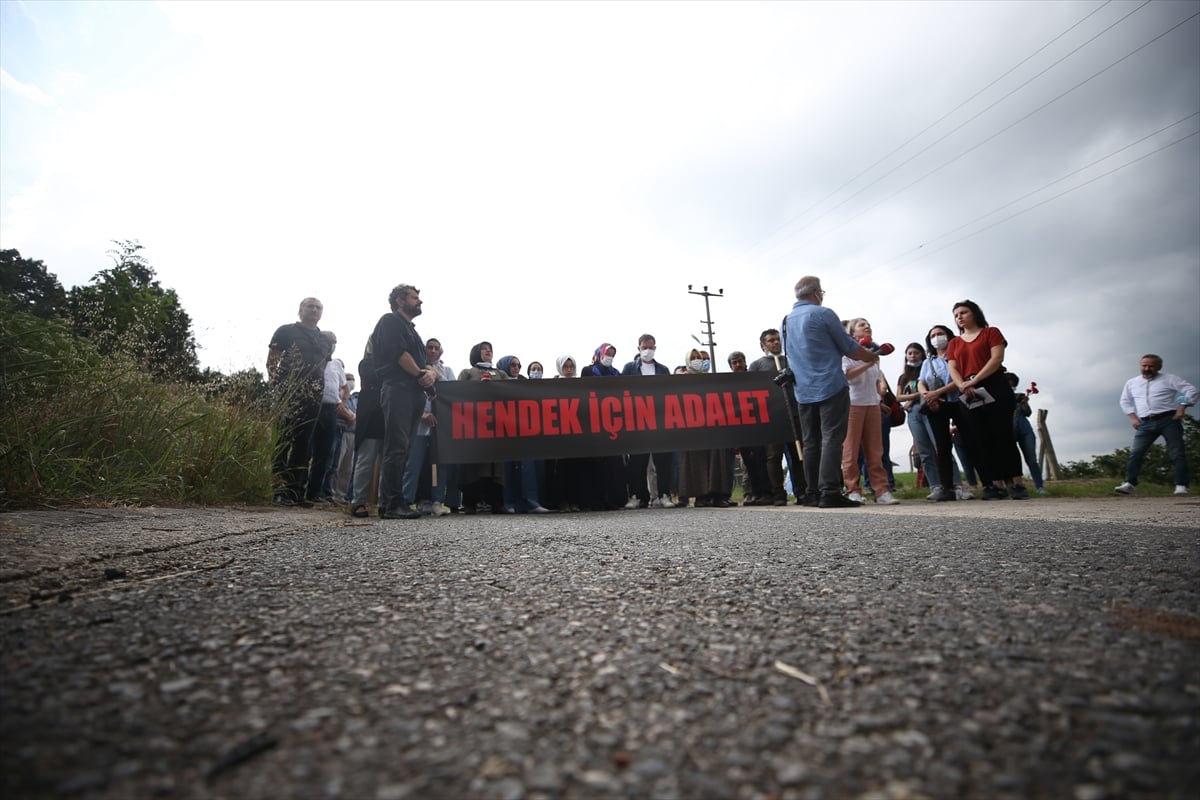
[1115,354,1197,496]
[782,277,879,508]
[372,284,439,519]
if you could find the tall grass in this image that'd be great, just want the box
[1,304,278,509]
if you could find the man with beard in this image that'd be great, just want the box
[1115,354,1197,496]
[372,284,439,519]
[749,328,805,505]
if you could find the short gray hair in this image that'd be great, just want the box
[795,276,821,299]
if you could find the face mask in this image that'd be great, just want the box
[640,348,655,362]
[931,335,948,350]
[905,360,918,367]
[346,380,356,391]
[529,370,543,380]
[689,359,704,371]
[702,360,711,373]
[601,355,614,368]
[476,361,493,369]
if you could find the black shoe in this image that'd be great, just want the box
[381,505,422,520]
[1010,484,1030,500]
[273,494,296,507]
[931,489,957,502]
[818,493,862,508]
[981,486,1008,501]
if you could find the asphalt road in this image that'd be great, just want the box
[1,498,1197,800]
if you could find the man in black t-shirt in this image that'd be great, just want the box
[268,297,332,506]
[372,284,439,519]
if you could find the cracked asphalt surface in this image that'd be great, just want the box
[1,497,1197,799]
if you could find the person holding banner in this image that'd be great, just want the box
[621,334,676,509]
[580,343,629,511]
[678,348,734,508]
[782,277,880,509]
[545,354,582,510]
[455,342,509,513]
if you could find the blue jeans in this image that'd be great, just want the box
[1125,416,1189,486]
[909,411,960,488]
[502,459,544,510]
[1014,423,1044,489]
[403,435,447,506]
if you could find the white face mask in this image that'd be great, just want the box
[640,348,656,362]
[529,370,543,380]
[931,335,948,350]
[601,355,614,368]
[346,380,356,391]
[690,358,705,372]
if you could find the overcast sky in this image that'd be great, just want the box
[2,0,1198,469]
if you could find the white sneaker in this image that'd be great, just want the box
[955,486,974,501]
[847,491,864,503]
[624,497,641,509]
[416,500,433,514]
[1114,482,1136,495]
[876,491,900,505]
[926,487,942,500]
[1175,485,1189,495]
[649,497,661,508]
[658,495,676,508]
[1036,487,1050,495]
[429,502,451,517]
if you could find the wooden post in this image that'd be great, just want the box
[1036,408,1061,481]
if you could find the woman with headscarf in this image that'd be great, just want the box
[677,347,733,508]
[545,354,582,510]
[455,341,508,513]
[578,343,628,510]
[554,355,577,379]
[495,354,550,513]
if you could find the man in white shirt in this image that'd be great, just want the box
[1115,354,1197,496]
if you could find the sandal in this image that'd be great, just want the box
[351,504,369,518]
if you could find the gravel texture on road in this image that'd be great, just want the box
[1,498,1197,800]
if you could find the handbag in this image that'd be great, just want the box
[883,390,905,427]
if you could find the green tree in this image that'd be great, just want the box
[1061,416,1200,485]
[68,240,199,380]
[0,249,68,319]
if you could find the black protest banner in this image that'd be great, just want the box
[432,372,794,463]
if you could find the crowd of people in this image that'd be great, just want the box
[266,278,1194,518]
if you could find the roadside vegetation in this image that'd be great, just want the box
[2,244,1196,510]
[1,245,278,510]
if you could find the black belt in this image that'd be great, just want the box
[1141,411,1175,422]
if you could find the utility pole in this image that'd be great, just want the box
[687,285,723,372]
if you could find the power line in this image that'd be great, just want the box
[876,112,1200,268]
[746,0,1118,260]
[887,126,1200,266]
[764,5,1199,262]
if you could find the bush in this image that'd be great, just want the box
[1,302,278,509]
[1060,416,1199,484]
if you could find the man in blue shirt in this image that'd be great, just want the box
[783,276,880,508]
